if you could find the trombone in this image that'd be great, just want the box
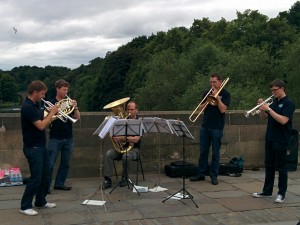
[244,95,274,118]
[189,77,230,122]
[42,99,77,123]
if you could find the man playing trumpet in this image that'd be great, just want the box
[252,79,295,203]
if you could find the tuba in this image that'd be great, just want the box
[43,95,76,123]
[103,97,134,154]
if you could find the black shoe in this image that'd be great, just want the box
[211,177,218,185]
[54,185,72,191]
[189,175,205,182]
[47,189,51,194]
[102,177,112,190]
[119,177,128,187]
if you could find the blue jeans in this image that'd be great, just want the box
[48,138,74,187]
[198,126,223,178]
[262,141,288,196]
[21,146,50,210]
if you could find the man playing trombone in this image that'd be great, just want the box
[47,79,80,192]
[190,73,231,185]
[252,79,295,203]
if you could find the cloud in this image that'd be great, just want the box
[0,0,296,70]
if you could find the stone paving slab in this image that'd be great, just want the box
[0,169,300,225]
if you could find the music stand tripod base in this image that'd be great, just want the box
[109,177,140,195]
[162,120,198,208]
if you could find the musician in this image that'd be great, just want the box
[190,73,231,185]
[252,79,295,203]
[102,101,141,190]
[47,79,80,192]
[20,80,58,216]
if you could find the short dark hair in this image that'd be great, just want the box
[210,73,222,81]
[55,79,69,88]
[270,79,285,89]
[28,80,47,94]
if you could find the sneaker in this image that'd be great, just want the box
[19,209,38,216]
[189,175,205,182]
[252,192,272,198]
[102,177,112,190]
[275,194,285,203]
[36,203,56,208]
[119,177,128,187]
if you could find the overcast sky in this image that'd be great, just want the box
[0,0,297,71]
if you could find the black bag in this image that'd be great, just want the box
[206,156,244,176]
[286,129,299,171]
[165,161,198,178]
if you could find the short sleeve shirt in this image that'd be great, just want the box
[266,96,295,144]
[201,89,231,130]
[21,97,46,147]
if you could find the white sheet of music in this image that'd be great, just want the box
[93,116,119,139]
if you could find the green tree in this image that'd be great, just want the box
[0,72,18,103]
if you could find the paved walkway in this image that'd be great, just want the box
[1,169,300,225]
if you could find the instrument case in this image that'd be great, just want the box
[164,161,198,178]
[164,159,244,178]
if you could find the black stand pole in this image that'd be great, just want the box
[109,122,140,195]
[162,135,198,208]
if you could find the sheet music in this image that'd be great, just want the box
[141,117,158,133]
[141,117,173,134]
[167,119,194,139]
[154,117,174,134]
[110,119,143,137]
[93,116,119,139]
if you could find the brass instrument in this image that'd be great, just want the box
[103,97,134,154]
[189,77,230,122]
[244,95,274,118]
[42,98,77,123]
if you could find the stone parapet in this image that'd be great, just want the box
[0,110,299,178]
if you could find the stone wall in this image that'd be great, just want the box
[0,110,299,178]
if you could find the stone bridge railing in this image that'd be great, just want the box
[0,110,299,178]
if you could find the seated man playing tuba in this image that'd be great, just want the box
[102,101,142,190]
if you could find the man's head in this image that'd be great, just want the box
[55,79,69,98]
[210,73,223,90]
[127,101,138,119]
[28,80,47,101]
[270,79,286,98]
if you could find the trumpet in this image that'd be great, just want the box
[42,99,77,123]
[189,77,230,122]
[244,95,274,118]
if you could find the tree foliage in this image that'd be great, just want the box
[3,2,300,111]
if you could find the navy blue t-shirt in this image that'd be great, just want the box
[48,98,73,139]
[265,96,295,144]
[21,97,46,148]
[201,89,231,130]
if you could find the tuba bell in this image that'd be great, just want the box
[103,97,134,154]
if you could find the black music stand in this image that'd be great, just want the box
[162,120,198,208]
[109,119,143,195]
[141,117,173,189]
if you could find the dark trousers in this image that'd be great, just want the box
[198,126,223,178]
[21,146,50,210]
[263,141,288,196]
